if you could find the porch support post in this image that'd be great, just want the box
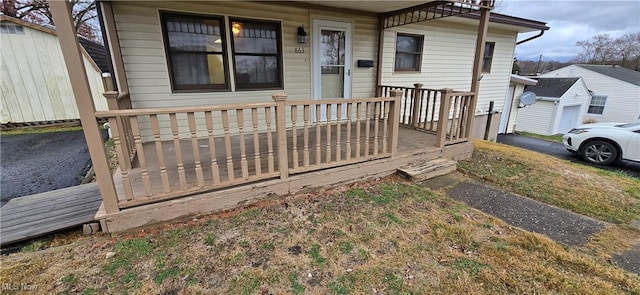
[436,88,453,148]
[100,1,129,93]
[375,15,385,97]
[388,89,403,157]
[468,1,491,136]
[49,1,119,214]
[412,83,423,127]
[272,92,289,180]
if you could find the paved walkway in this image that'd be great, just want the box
[421,173,639,275]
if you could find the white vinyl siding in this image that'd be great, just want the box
[112,1,378,108]
[0,21,107,124]
[515,101,556,135]
[541,65,640,123]
[505,83,525,133]
[380,20,517,121]
[112,2,379,141]
[515,79,590,135]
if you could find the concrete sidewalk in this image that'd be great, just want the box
[421,173,639,275]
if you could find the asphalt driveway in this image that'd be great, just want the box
[0,130,95,205]
[497,134,640,178]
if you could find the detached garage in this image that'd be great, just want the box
[515,77,591,135]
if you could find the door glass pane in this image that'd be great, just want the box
[321,30,345,67]
[320,29,345,99]
[321,68,344,99]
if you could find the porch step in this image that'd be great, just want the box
[397,158,457,181]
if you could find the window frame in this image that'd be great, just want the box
[0,25,25,35]
[482,42,495,73]
[229,17,284,91]
[160,11,231,92]
[587,95,607,115]
[394,33,424,72]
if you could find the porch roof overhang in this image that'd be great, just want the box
[301,0,495,28]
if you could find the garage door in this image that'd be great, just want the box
[558,105,581,134]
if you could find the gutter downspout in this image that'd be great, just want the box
[516,29,545,45]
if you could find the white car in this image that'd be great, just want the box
[563,122,640,166]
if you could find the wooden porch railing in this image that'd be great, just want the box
[104,91,135,169]
[94,91,402,209]
[378,84,476,147]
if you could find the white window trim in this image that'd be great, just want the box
[587,94,607,115]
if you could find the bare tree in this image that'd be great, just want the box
[614,33,640,71]
[1,0,99,41]
[574,33,640,71]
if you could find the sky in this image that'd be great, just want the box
[499,0,640,62]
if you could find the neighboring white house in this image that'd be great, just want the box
[515,77,591,135]
[499,74,537,134]
[0,15,109,125]
[541,64,640,124]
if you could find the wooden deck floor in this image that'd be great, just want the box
[0,183,102,246]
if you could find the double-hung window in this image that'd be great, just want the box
[482,42,495,73]
[230,19,282,90]
[161,12,283,92]
[394,33,423,72]
[162,13,229,91]
[588,95,607,115]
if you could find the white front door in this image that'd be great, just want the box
[499,85,515,133]
[312,19,352,121]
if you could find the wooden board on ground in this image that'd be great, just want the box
[397,158,457,181]
[0,183,102,246]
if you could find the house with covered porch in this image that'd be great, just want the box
[49,0,547,233]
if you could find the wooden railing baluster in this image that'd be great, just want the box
[265,107,275,174]
[237,109,249,180]
[303,105,310,168]
[150,114,170,193]
[364,101,371,157]
[291,105,299,169]
[252,108,262,177]
[221,110,235,182]
[187,112,204,186]
[315,104,322,166]
[335,103,342,162]
[382,101,389,154]
[169,113,187,189]
[204,111,221,184]
[355,102,361,160]
[346,103,352,161]
[325,104,332,163]
[450,95,460,140]
[373,101,380,156]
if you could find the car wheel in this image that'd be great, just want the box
[581,140,618,165]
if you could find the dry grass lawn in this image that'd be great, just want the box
[1,141,640,294]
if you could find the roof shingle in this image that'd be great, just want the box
[576,65,640,87]
[524,77,581,98]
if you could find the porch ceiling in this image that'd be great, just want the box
[301,1,433,13]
